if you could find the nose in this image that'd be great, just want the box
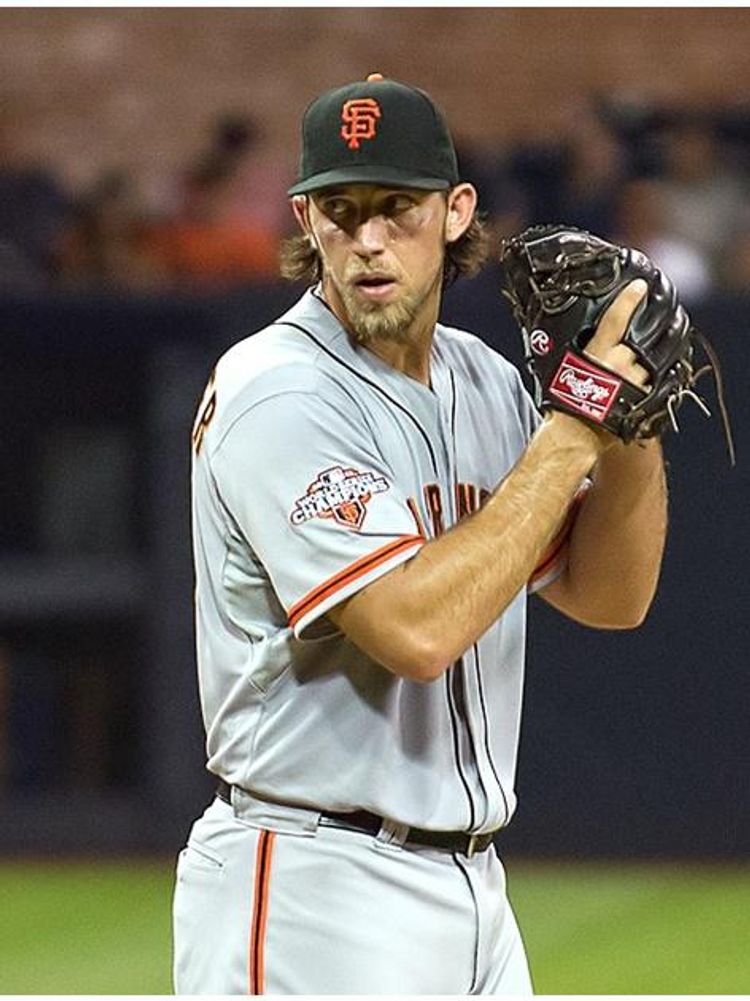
[352,214,388,256]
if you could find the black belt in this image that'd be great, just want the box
[216,780,497,858]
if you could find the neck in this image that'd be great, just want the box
[364,321,436,386]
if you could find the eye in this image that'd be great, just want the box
[320,197,355,222]
[382,193,418,217]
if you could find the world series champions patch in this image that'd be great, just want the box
[290,466,390,530]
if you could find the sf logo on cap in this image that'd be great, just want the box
[341,98,381,150]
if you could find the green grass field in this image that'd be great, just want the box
[0,858,748,994]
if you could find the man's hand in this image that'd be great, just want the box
[584,279,650,389]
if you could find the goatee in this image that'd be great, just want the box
[336,266,442,346]
[345,296,419,346]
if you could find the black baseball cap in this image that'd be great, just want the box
[288,73,460,196]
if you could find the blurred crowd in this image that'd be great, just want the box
[0,112,291,296]
[1,95,749,302]
[459,95,750,303]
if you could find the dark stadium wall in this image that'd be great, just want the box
[0,281,745,857]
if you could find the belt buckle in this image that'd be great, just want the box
[466,834,479,859]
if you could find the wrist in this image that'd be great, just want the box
[540,410,616,459]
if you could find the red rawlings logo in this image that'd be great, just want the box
[290,466,389,530]
[548,352,621,423]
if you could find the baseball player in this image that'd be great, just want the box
[173,75,668,994]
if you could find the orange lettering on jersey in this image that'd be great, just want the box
[192,369,217,456]
[455,482,478,521]
[406,497,427,538]
[424,484,444,537]
[341,98,381,150]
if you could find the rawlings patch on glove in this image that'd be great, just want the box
[500,224,733,458]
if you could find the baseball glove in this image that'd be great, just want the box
[500,224,733,458]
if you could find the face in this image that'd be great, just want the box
[293,183,476,346]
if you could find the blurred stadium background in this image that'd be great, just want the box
[0,7,748,994]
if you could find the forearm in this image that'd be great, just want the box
[544,436,668,627]
[329,413,607,679]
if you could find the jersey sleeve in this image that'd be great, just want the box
[211,388,426,639]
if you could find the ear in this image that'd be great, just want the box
[445,183,478,244]
[291,195,312,234]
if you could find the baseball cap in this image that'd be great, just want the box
[288,73,460,196]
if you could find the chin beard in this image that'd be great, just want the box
[346,296,418,346]
[335,268,441,346]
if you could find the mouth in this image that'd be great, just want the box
[351,274,399,301]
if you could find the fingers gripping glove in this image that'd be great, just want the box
[500,225,711,443]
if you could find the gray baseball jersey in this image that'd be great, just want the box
[191,286,562,835]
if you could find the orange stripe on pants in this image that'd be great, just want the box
[249,830,275,995]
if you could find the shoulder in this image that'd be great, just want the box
[206,326,366,458]
[211,288,358,407]
[215,321,322,402]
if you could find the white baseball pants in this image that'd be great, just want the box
[172,794,533,995]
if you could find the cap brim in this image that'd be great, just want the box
[288,165,452,196]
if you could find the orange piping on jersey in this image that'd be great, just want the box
[288,534,425,629]
[531,512,577,584]
[530,486,588,586]
[249,830,275,995]
[530,532,569,586]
